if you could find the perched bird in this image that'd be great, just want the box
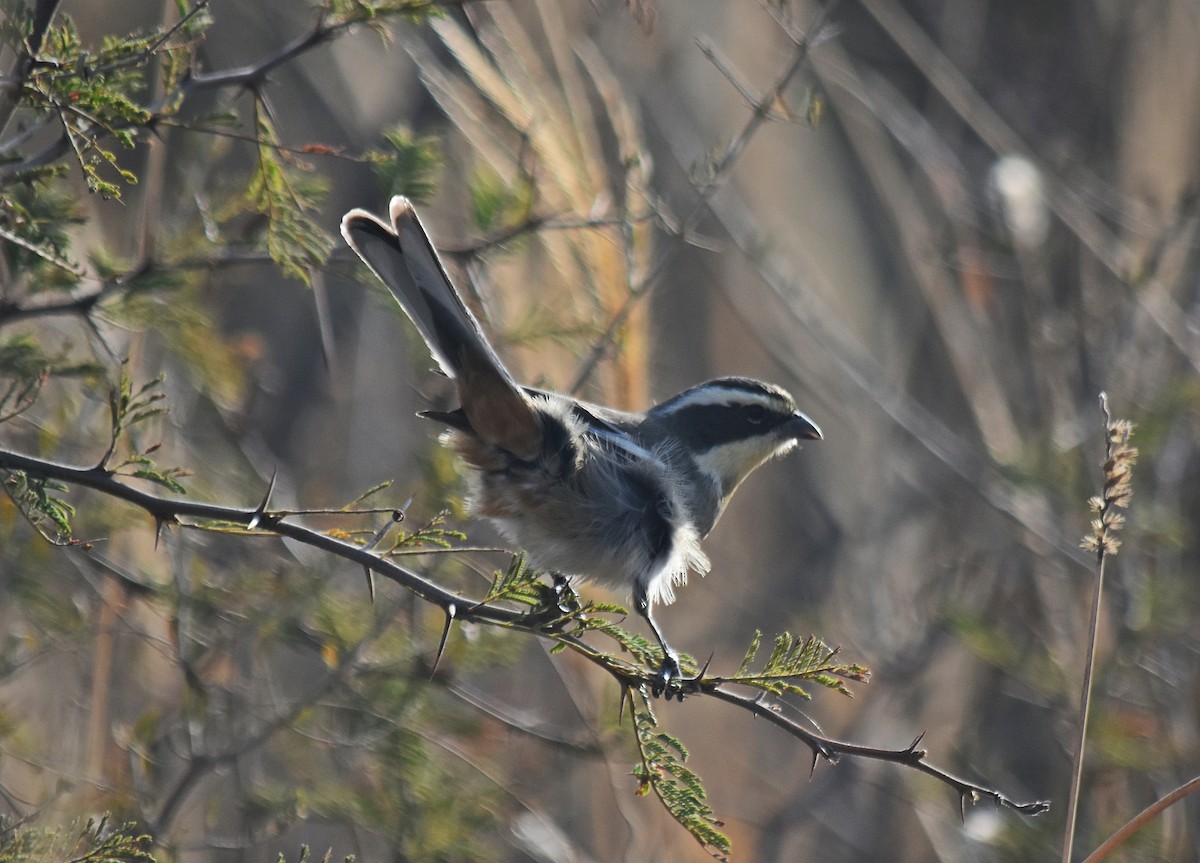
[341,197,821,696]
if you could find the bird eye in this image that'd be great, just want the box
[745,404,767,424]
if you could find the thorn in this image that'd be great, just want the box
[154,517,165,549]
[907,731,927,755]
[363,515,395,552]
[430,602,456,679]
[618,682,631,725]
[809,747,820,779]
[359,510,404,604]
[959,793,969,824]
[248,468,278,530]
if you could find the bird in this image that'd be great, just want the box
[341,196,821,697]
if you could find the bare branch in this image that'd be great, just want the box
[704,685,1048,817]
[182,16,336,92]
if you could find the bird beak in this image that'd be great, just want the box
[788,411,823,441]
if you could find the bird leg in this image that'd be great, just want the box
[635,589,691,699]
[523,572,580,631]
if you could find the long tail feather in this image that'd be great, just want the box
[341,197,543,460]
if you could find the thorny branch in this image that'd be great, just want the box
[704,686,1047,816]
[0,447,516,625]
[0,444,1049,818]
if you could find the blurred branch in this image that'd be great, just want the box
[702,179,1092,568]
[445,679,604,756]
[182,9,351,92]
[176,0,446,91]
[855,0,1200,377]
[687,3,837,205]
[438,210,663,261]
[568,0,840,394]
[0,248,297,328]
[0,0,64,137]
[0,442,1049,824]
[813,41,1024,462]
[0,283,113,325]
[855,0,1130,278]
[1080,775,1200,863]
[149,594,388,836]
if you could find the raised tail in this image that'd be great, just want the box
[341,197,543,461]
[341,197,500,381]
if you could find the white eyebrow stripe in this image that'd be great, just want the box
[656,387,789,413]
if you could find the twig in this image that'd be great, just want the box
[695,38,762,108]
[0,225,86,280]
[705,685,1048,816]
[1080,775,1200,863]
[181,10,343,91]
[1060,535,1106,862]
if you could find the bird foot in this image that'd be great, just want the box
[550,573,581,614]
[650,652,705,701]
[525,573,583,631]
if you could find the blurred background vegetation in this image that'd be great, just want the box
[2,0,1199,860]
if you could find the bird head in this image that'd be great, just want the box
[650,377,821,508]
